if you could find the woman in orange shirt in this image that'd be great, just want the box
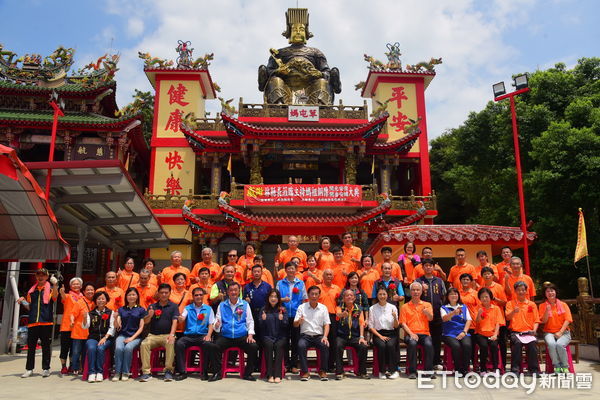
[397,242,420,285]
[70,282,95,375]
[505,281,540,374]
[315,237,335,271]
[358,254,380,303]
[58,277,83,374]
[303,255,323,288]
[539,284,573,373]
[342,272,370,323]
[474,287,505,373]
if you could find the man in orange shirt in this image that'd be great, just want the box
[480,267,506,308]
[190,247,220,284]
[375,246,403,281]
[341,232,362,271]
[458,274,480,322]
[159,251,192,289]
[222,249,246,285]
[189,266,213,305]
[505,281,540,374]
[495,246,513,283]
[331,246,351,288]
[248,255,274,286]
[136,270,158,309]
[413,247,446,281]
[97,271,124,311]
[447,248,476,289]
[504,257,536,301]
[400,282,434,379]
[276,235,308,271]
[318,269,342,371]
[117,257,139,292]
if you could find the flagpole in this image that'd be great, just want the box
[585,256,594,298]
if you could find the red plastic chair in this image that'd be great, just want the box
[185,346,204,374]
[372,347,380,376]
[221,347,245,378]
[341,346,360,375]
[442,344,455,371]
[130,349,141,378]
[544,344,575,373]
[259,353,286,378]
[81,349,112,381]
[306,347,323,372]
[150,347,166,374]
[404,344,425,375]
[473,344,504,373]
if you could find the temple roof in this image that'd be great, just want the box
[0,80,116,97]
[0,109,141,130]
[181,112,418,155]
[385,224,537,242]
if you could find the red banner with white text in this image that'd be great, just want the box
[244,184,362,206]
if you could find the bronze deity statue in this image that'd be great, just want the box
[258,8,341,105]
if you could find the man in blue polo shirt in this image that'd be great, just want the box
[212,282,258,382]
[415,258,447,370]
[174,287,219,381]
[243,264,272,338]
[276,261,307,372]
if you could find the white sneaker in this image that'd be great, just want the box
[378,373,387,379]
[112,374,120,382]
[88,374,95,383]
[388,371,399,379]
[95,373,104,382]
[42,369,50,378]
[121,374,129,381]
[21,370,33,378]
[433,364,444,371]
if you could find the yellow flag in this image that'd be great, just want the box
[574,208,588,263]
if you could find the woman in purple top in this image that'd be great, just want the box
[113,287,146,380]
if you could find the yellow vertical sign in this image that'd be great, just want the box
[156,79,205,139]
[152,147,196,197]
[372,82,419,152]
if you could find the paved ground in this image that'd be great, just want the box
[0,348,599,400]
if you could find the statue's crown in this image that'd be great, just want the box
[282,8,314,39]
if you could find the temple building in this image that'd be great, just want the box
[0,46,167,280]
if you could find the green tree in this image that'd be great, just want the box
[430,58,600,297]
[132,89,154,144]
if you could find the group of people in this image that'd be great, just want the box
[18,236,573,383]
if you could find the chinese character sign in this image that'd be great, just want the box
[373,81,421,147]
[244,184,361,205]
[288,105,319,122]
[165,151,184,170]
[156,79,204,139]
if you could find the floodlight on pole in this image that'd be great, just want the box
[493,77,531,275]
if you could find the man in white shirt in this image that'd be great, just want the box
[212,282,258,381]
[294,285,330,381]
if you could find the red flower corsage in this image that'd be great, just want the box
[352,311,360,318]
[115,296,122,304]
[527,306,533,312]
[235,272,241,278]
[481,311,487,319]
[279,307,285,314]
[389,283,397,291]
[335,293,340,300]
[236,307,244,316]
[197,313,205,321]
[146,296,153,304]
[210,271,216,278]
[292,287,300,294]
[101,313,109,320]
[154,309,162,318]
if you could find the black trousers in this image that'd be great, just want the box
[334,337,367,375]
[215,336,258,377]
[373,330,398,374]
[284,316,300,368]
[262,337,287,378]
[429,318,443,366]
[59,331,72,361]
[327,314,337,370]
[509,333,539,373]
[475,334,499,371]
[26,325,52,371]
[442,335,472,374]
[498,325,508,368]
[404,334,433,374]
[174,335,219,374]
[298,334,329,373]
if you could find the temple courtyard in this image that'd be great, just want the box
[0,348,598,399]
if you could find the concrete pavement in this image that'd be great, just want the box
[0,349,598,399]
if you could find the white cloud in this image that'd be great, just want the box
[109,0,539,139]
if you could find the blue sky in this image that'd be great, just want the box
[1,0,598,139]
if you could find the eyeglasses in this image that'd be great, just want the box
[228,254,237,257]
